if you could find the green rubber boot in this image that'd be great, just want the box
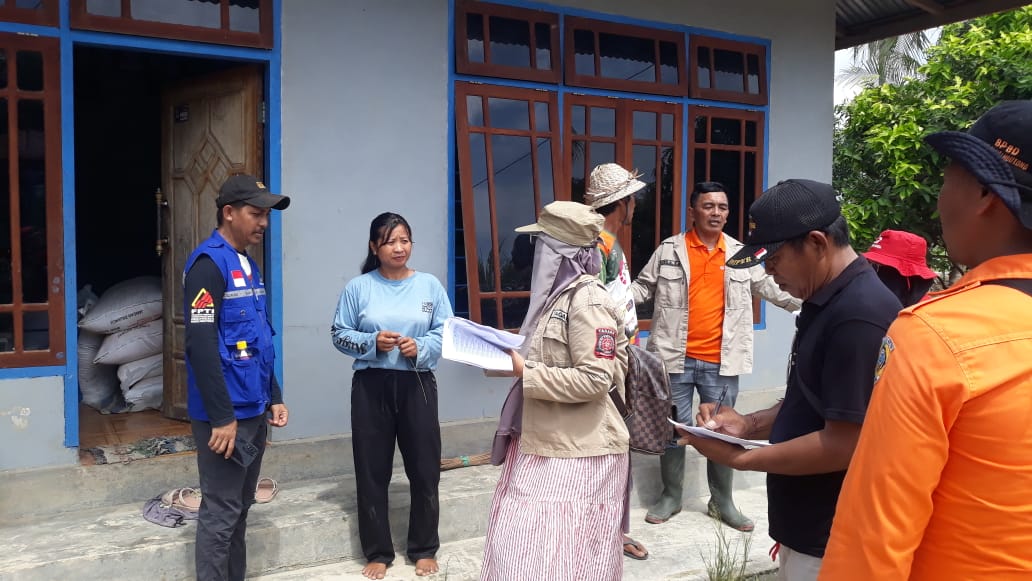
[645,446,685,524]
[706,460,754,531]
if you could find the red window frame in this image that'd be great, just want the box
[689,34,768,106]
[69,0,273,49]
[455,0,560,84]
[0,34,64,367]
[0,1,58,26]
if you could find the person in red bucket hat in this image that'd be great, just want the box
[863,229,936,306]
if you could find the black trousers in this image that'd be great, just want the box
[351,369,441,565]
[192,414,267,581]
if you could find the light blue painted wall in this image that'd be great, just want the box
[277,0,834,440]
[0,376,78,470]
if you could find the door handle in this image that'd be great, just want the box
[155,188,169,257]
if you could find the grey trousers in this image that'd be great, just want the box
[192,414,267,581]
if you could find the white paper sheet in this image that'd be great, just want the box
[441,317,525,371]
[668,418,771,448]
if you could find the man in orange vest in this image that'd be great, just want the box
[820,101,1032,580]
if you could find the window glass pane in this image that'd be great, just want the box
[466,95,483,127]
[23,312,48,350]
[489,15,531,69]
[714,49,745,92]
[710,117,741,146]
[600,32,654,82]
[19,99,47,304]
[710,150,742,237]
[130,0,220,29]
[589,141,615,172]
[696,46,711,89]
[0,97,8,306]
[229,0,260,33]
[534,102,549,132]
[480,299,499,329]
[694,115,707,144]
[630,144,657,281]
[632,111,656,141]
[589,107,615,138]
[570,142,586,204]
[659,41,679,85]
[502,297,529,329]
[570,105,585,136]
[467,13,485,63]
[0,50,6,90]
[536,137,554,205]
[16,0,42,7]
[661,113,674,142]
[16,51,43,91]
[746,120,757,147]
[659,146,675,241]
[469,133,493,292]
[573,29,594,76]
[487,97,529,131]
[744,151,757,240]
[693,149,708,191]
[0,313,12,352]
[491,135,538,291]
[86,0,121,17]
[534,22,552,71]
[747,54,761,94]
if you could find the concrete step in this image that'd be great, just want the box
[254,489,777,581]
[0,466,499,581]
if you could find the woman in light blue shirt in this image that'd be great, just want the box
[331,212,452,580]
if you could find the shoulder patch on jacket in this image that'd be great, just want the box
[595,327,617,359]
[873,335,894,383]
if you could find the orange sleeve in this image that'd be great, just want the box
[818,313,966,580]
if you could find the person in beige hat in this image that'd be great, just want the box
[481,201,632,580]
[585,163,647,347]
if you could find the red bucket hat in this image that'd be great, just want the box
[863,230,936,279]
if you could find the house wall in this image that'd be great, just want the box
[276,0,835,440]
[0,376,78,470]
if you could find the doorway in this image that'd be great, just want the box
[74,47,264,461]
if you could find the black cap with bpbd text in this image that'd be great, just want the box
[925,100,1032,230]
[216,174,291,210]
[726,179,842,269]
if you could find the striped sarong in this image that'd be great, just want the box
[480,436,629,581]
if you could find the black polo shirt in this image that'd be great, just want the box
[767,257,902,558]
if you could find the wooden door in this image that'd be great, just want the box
[160,66,263,420]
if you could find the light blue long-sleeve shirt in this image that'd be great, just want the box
[331,270,453,371]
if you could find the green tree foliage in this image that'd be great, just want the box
[834,7,1032,278]
[838,31,932,88]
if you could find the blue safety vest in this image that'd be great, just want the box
[184,230,275,422]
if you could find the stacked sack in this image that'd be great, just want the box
[78,276,164,412]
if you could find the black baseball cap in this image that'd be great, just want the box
[726,179,841,269]
[925,100,1032,229]
[216,174,291,210]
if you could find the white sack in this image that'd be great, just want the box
[78,330,121,411]
[124,375,163,411]
[95,319,163,365]
[79,276,162,333]
[117,353,163,392]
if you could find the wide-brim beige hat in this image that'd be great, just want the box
[584,163,647,209]
[515,201,603,247]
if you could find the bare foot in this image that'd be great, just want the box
[415,557,439,576]
[362,562,388,579]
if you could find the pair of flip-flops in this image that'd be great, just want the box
[255,477,278,503]
[161,487,202,512]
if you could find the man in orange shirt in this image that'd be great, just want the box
[631,182,799,530]
[820,101,1032,580]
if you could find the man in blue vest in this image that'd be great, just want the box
[184,174,290,581]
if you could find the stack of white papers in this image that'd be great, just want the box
[442,317,525,371]
[668,419,770,448]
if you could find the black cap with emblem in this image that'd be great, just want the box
[216,174,291,210]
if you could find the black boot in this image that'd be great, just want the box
[706,460,754,531]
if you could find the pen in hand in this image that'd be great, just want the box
[713,384,729,418]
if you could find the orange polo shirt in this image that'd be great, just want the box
[820,253,1032,581]
[685,230,725,363]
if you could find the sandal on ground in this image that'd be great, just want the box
[623,537,649,560]
[161,487,201,512]
[255,477,279,503]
